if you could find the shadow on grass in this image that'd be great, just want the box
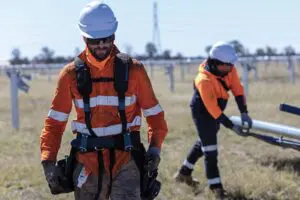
[194,188,257,200]
[257,156,300,175]
[225,191,256,200]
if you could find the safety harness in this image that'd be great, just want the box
[70,53,153,199]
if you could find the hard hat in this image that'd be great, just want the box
[209,42,238,64]
[78,1,118,39]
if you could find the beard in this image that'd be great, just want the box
[88,45,113,61]
[206,65,230,77]
[216,70,230,77]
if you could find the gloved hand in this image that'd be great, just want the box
[241,113,253,129]
[146,147,161,174]
[42,160,65,194]
[232,124,249,137]
[142,147,162,200]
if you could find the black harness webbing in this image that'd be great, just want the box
[74,53,138,199]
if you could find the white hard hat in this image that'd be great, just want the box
[209,42,238,64]
[78,1,118,39]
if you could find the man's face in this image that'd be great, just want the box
[85,34,115,61]
[216,64,233,76]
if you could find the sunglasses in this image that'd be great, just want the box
[214,59,233,67]
[86,35,115,45]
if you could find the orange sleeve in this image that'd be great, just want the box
[40,67,73,161]
[230,67,244,97]
[136,63,168,149]
[196,80,222,119]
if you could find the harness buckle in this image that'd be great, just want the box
[123,131,133,152]
[94,146,104,151]
[79,134,89,153]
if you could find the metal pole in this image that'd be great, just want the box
[280,104,300,116]
[166,64,175,92]
[251,58,259,81]
[10,69,19,130]
[242,64,249,97]
[186,63,191,74]
[150,64,154,79]
[48,66,52,82]
[253,66,258,81]
[288,56,295,84]
[230,116,300,140]
[180,63,185,81]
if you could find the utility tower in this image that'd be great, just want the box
[152,1,161,53]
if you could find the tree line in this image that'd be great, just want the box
[204,40,296,57]
[9,40,297,65]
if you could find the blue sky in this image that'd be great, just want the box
[1,0,299,60]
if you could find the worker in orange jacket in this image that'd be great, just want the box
[40,2,168,200]
[174,42,252,199]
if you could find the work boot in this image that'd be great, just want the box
[173,172,200,187]
[210,187,227,200]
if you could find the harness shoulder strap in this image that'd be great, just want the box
[114,53,133,151]
[74,57,93,96]
[74,57,97,140]
[114,53,132,94]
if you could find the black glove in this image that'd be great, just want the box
[146,147,161,174]
[232,124,249,137]
[141,147,161,200]
[241,113,253,129]
[41,160,66,195]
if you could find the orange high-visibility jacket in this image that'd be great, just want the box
[193,61,246,127]
[40,46,168,176]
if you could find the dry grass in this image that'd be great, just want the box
[0,62,300,200]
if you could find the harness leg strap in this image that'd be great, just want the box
[106,149,116,198]
[131,143,146,197]
[94,151,104,200]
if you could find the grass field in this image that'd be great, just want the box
[0,62,300,200]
